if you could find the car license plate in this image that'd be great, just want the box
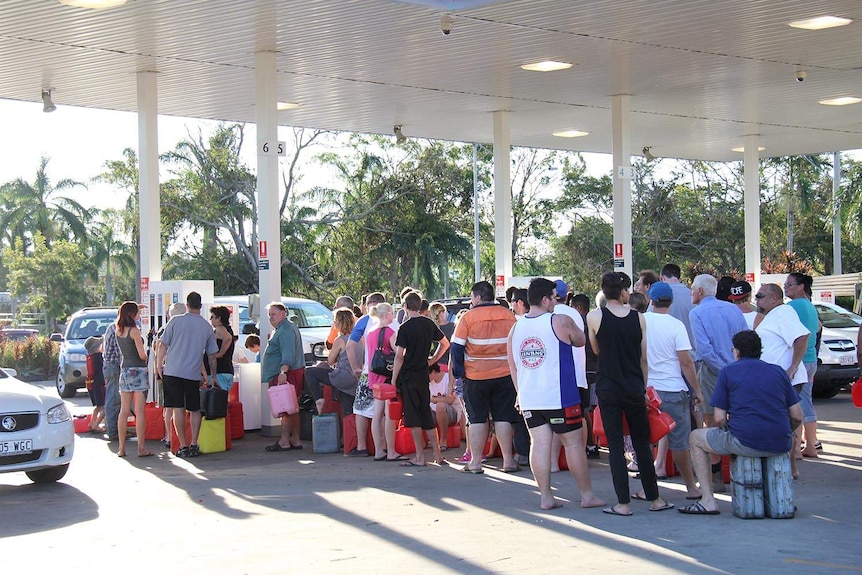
[840,355,856,366]
[0,439,33,456]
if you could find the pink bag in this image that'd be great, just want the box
[268,383,298,417]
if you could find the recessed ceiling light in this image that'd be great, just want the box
[788,16,852,30]
[521,61,573,72]
[277,101,301,110]
[732,146,766,152]
[818,96,862,106]
[58,0,127,8]
[552,130,589,138]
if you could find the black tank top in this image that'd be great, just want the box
[595,307,645,396]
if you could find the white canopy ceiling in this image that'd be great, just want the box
[2,0,861,161]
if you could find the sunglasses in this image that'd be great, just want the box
[754,293,767,299]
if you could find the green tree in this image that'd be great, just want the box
[3,234,95,329]
[88,211,136,305]
[0,156,89,251]
[313,136,474,300]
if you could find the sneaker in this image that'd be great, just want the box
[515,454,529,467]
[189,444,201,457]
[346,448,368,457]
[586,445,600,459]
[162,439,171,449]
[458,451,472,463]
[175,447,191,458]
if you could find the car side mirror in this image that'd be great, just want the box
[49,333,63,342]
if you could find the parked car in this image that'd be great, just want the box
[0,367,74,483]
[436,296,510,323]
[0,328,39,342]
[213,296,331,365]
[55,307,118,398]
[813,302,861,398]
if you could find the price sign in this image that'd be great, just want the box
[259,141,286,156]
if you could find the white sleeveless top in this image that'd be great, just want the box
[510,313,580,410]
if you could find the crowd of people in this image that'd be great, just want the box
[266,265,811,515]
[82,268,815,516]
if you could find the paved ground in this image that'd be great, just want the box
[1,384,861,574]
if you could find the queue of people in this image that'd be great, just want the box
[85,272,811,519]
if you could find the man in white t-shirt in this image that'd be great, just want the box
[753,282,809,479]
[754,284,809,385]
[641,282,704,499]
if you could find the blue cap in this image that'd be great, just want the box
[554,279,568,299]
[648,281,673,301]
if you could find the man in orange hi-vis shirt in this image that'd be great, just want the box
[451,281,519,475]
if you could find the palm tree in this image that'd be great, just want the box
[0,156,88,251]
[89,213,136,305]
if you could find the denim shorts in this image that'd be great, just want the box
[119,367,150,393]
[799,362,817,423]
[655,390,693,450]
[706,426,782,458]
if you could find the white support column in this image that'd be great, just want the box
[137,71,160,335]
[743,135,761,287]
[611,95,632,277]
[255,50,281,345]
[493,111,512,295]
[833,151,842,275]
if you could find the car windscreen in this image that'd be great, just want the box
[816,306,860,329]
[286,302,332,328]
[66,316,116,340]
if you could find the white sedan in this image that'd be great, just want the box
[0,368,74,483]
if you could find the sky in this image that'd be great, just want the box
[0,97,617,216]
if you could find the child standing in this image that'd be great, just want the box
[84,336,106,434]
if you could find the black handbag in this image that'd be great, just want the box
[200,385,229,420]
[369,328,395,377]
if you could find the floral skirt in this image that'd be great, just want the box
[352,373,374,418]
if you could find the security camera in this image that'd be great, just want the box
[440,14,454,35]
[795,67,807,82]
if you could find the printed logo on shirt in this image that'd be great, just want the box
[519,336,546,369]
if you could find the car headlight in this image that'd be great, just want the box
[47,403,72,424]
[312,342,328,359]
[68,353,87,362]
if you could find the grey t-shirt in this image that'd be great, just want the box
[160,312,218,380]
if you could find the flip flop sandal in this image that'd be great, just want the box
[678,502,720,515]
[631,492,648,501]
[265,443,292,452]
[650,502,675,512]
[602,506,632,516]
[386,454,409,462]
[460,467,484,474]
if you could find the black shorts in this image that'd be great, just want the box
[162,375,201,411]
[579,387,591,410]
[463,375,519,424]
[400,371,436,430]
[523,404,583,434]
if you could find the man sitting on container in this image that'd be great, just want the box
[680,330,802,515]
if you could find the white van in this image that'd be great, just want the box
[213,295,331,366]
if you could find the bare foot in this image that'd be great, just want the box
[541,498,564,510]
[137,449,154,457]
[117,450,126,457]
[581,496,607,508]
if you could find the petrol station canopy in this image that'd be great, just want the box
[2,0,861,161]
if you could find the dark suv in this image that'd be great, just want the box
[55,307,118,398]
